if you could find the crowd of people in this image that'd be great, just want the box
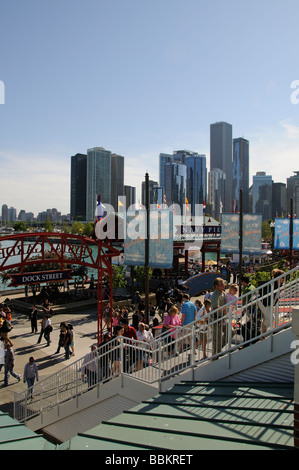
[0,265,287,393]
[80,267,287,383]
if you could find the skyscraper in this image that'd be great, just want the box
[232,137,249,213]
[70,153,87,220]
[124,185,136,209]
[85,147,124,221]
[287,171,299,216]
[252,172,273,220]
[111,153,124,210]
[210,122,233,212]
[272,182,287,218]
[159,150,207,213]
[208,169,226,220]
[185,154,207,215]
[164,161,187,208]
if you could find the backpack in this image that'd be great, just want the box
[0,319,12,332]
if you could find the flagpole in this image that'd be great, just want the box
[145,172,150,325]
[238,189,243,296]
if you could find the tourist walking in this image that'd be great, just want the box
[81,345,99,388]
[37,315,47,344]
[180,294,197,349]
[3,343,21,386]
[210,277,227,357]
[23,357,39,398]
[29,305,38,334]
[44,315,52,347]
[68,323,75,357]
[195,299,211,359]
[240,274,260,344]
[0,311,14,347]
[163,305,182,356]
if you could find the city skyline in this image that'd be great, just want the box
[1,0,299,214]
[2,144,297,222]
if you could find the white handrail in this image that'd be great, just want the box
[14,265,299,423]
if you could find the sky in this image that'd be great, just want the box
[1,0,299,216]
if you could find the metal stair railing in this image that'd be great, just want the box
[14,265,299,423]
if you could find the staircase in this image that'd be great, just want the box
[59,381,294,450]
[13,266,299,447]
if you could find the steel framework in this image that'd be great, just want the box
[0,232,120,343]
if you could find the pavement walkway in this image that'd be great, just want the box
[0,290,205,417]
[0,297,100,416]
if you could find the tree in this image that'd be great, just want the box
[84,222,94,236]
[45,216,53,232]
[132,266,152,292]
[71,221,84,235]
[13,221,28,232]
[112,264,127,290]
[262,221,272,241]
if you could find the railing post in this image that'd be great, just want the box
[291,307,299,449]
[158,339,162,392]
[227,305,232,350]
[120,336,124,387]
[190,324,195,366]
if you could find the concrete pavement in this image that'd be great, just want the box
[0,300,101,416]
[0,290,205,417]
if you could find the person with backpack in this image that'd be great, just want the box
[0,311,13,347]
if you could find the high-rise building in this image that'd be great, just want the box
[86,147,124,221]
[164,161,187,208]
[141,179,158,205]
[185,154,207,215]
[272,182,287,219]
[124,185,136,209]
[287,171,299,216]
[70,153,87,220]
[232,137,249,213]
[208,169,226,220]
[210,122,233,212]
[252,172,273,220]
[159,150,206,213]
[159,153,173,188]
[1,204,8,222]
[111,154,124,210]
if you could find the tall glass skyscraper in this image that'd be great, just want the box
[185,154,207,215]
[86,147,124,221]
[287,171,299,216]
[70,153,87,220]
[232,137,249,213]
[252,172,273,220]
[159,150,206,213]
[165,162,187,208]
[210,122,233,212]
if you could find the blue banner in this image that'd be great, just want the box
[243,214,262,254]
[221,213,262,254]
[274,218,290,249]
[221,214,240,253]
[124,210,174,268]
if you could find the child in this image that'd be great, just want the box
[195,299,211,359]
[225,284,238,304]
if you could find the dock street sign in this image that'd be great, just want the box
[8,269,73,287]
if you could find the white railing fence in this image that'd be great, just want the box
[14,266,299,423]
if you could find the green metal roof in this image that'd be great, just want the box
[0,412,55,450]
[59,381,294,450]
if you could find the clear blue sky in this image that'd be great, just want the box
[1,0,299,215]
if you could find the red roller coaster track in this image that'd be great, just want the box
[0,232,121,343]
